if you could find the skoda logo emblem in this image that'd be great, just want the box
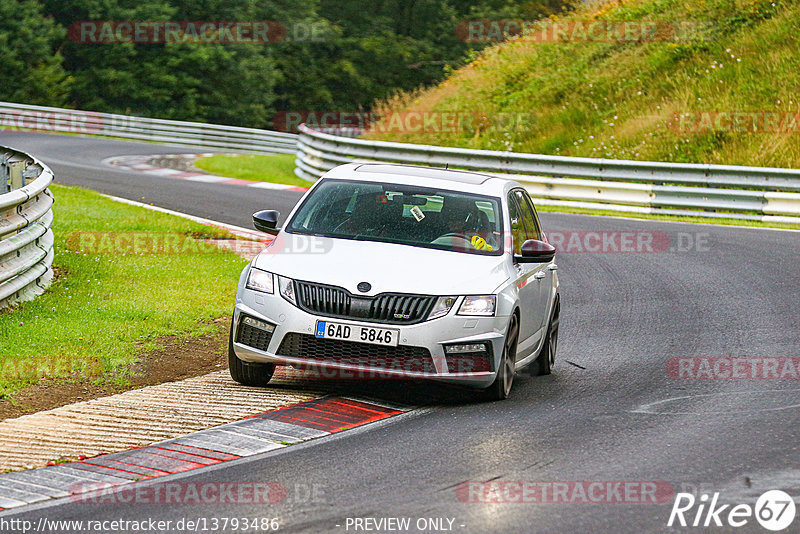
[357,282,372,293]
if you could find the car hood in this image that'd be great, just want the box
[252,233,510,296]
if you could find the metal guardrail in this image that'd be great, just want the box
[2,101,798,223]
[0,147,55,310]
[296,125,800,223]
[0,101,298,154]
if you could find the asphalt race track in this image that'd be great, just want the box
[2,132,800,533]
[0,132,302,228]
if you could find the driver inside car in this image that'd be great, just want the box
[441,197,496,252]
[334,192,398,236]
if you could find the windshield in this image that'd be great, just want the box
[285,179,504,255]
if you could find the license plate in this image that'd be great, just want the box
[315,321,399,347]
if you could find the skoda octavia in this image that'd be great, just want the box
[229,163,560,400]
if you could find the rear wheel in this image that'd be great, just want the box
[484,314,518,401]
[228,320,276,386]
[530,297,559,376]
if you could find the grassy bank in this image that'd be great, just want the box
[367,0,800,169]
[194,153,312,187]
[0,184,247,398]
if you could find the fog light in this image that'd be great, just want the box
[242,316,275,333]
[444,343,488,354]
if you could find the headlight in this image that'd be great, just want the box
[278,275,296,304]
[246,268,274,293]
[458,295,496,316]
[428,296,457,320]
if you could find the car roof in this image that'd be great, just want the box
[320,163,518,196]
[356,163,492,184]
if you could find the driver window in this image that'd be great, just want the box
[514,190,542,241]
[507,193,525,255]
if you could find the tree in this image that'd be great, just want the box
[24,0,579,127]
[41,0,285,126]
[0,0,70,106]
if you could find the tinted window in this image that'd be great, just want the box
[513,189,542,241]
[507,193,526,255]
[286,179,504,255]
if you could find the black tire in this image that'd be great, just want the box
[484,314,519,401]
[530,296,559,376]
[228,320,276,386]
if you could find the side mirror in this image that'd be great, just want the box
[253,210,280,235]
[516,239,556,263]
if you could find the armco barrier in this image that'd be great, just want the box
[2,102,798,223]
[0,101,298,154]
[0,147,55,310]
[295,125,800,223]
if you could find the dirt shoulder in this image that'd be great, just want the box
[0,317,230,421]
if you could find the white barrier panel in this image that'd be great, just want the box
[0,101,298,154]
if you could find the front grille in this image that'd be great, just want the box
[236,318,274,352]
[277,333,436,373]
[294,281,437,325]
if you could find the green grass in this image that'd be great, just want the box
[0,184,247,398]
[369,0,800,169]
[194,154,312,187]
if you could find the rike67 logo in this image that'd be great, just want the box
[668,490,796,531]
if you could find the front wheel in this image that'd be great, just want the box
[530,297,559,376]
[484,314,519,401]
[228,320,276,386]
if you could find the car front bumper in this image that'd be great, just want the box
[232,288,509,388]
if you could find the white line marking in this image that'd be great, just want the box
[632,389,800,414]
[183,174,228,183]
[248,181,301,190]
[103,195,268,241]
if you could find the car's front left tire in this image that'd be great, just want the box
[529,296,559,376]
[228,320,276,386]
[484,314,518,401]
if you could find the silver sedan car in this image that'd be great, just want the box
[229,163,560,400]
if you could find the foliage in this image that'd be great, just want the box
[0,0,71,105]
[1,0,579,127]
[367,0,800,168]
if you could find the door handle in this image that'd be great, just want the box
[533,271,546,280]
[548,264,558,271]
